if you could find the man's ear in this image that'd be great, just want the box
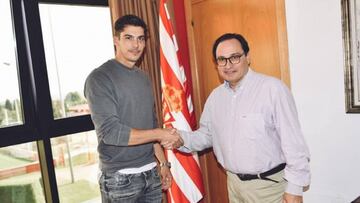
[113,35,120,45]
[245,52,251,66]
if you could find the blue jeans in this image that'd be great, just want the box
[99,167,162,203]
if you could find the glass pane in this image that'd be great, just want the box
[0,0,24,128]
[0,142,45,203]
[51,131,100,203]
[39,4,114,119]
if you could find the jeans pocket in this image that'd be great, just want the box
[104,173,138,200]
[107,173,132,188]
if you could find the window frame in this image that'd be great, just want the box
[0,0,39,147]
[24,0,110,140]
[1,0,109,202]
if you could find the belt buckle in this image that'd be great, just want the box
[257,173,262,180]
[237,173,248,180]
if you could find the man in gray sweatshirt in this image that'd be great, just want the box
[84,15,180,203]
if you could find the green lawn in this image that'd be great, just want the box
[0,153,31,169]
[0,152,100,202]
[0,173,100,203]
[59,180,100,203]
[0,171,42,186]
[0,174,45,203]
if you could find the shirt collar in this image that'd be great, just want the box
[224,68,253,91]
[111,59,140,72]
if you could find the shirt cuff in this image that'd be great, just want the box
[177,146,192,153]
[286,182,303,196]
[178,130,191,151]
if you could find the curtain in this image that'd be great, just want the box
[108,0,162,126]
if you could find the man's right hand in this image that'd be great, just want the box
[157,128,184,150]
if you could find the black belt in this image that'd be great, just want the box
[236,163,286,183]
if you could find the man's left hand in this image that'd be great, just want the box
[160,165,172,190]
[283,193,303,203]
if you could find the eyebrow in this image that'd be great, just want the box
[123,34,145,38]
[217,52,242,58]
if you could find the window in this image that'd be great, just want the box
[51,131,100,202]
[39,4,114,119]
[0,143,45,203]
[0,0,24,128]
[0,0,110,202]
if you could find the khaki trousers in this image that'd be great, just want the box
[227,170,286,203]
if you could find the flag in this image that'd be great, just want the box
[159,0,205,202]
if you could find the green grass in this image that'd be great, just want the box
[0,152,100,202]
[0,176,45,203]
[0,173,100,203]
[0,172,41,186]
[0,153,32,169]
[59,180,100,203]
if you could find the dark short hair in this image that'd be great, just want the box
[212,33,250,59]
[114,14,148,38]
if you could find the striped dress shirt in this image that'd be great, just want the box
[180,68,310,195]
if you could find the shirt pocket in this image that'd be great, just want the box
[236,113,266,140]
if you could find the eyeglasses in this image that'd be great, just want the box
[216,53,245,67]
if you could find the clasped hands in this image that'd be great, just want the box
[157,128,183,150]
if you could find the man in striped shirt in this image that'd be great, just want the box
[164,33,310,203]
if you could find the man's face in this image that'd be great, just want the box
[215,38,250,88]
[114,25,146,68]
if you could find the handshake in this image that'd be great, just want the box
[156,128,184,150]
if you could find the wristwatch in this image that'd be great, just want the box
[160,161,171,168]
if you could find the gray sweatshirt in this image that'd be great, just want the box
[84,59,157,172]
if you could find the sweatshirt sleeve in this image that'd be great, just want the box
[84,71,131,146]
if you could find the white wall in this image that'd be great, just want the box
[285,0,360,202]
